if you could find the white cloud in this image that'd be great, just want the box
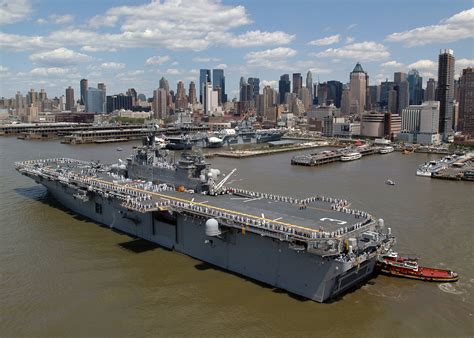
[457,58,474,69]
[166,68,181,75]
[30,67,75,77]
[37,14,74,25]
[308,34,340,46]
[245,47,297,69]
[0,65,10,77]
[345,36,355,44]
[88,14,118,29]
[29,48,93,66]
[146,55,170,65]
[214,63,227,69]
[314,41,390,61]
[192,57,220,62]
[0,0,31,25]
[213,30,294,48]
[261,80,278,89]
[80,45,117,52]
[0,31,60,51]
[100,62,125,70]
[408,59,437,70]
[381,60,405,70]
[386,8,474,46]
[1,1,294,52]
[347,24,357,30]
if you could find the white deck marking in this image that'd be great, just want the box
[320,217,347,225]
[272,217,282,221]
[243,197,263,203]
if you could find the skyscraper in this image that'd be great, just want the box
[292,73,302,94]
[80,79,88,105]
[317,82,328,106]
[436,49,455,136]
[175,81,187,110]
[349,62,367,115]
[408,69,423,105]
[212,69,226,104]
[248,77,260,101]
[153,88,168,119]
[159,77,169,92]
[65,86,74,111]
[306,71,313,102]
[459,67,474,135]
[85,87,105,113]
[327,81,343,107]
[199,69,211,103]
[278,74,290,104]
[394,72,409,114]
[425,78,437,101]
[97,83,106,113]
[188,81,197,105]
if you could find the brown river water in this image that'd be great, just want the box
[0,136,472,337]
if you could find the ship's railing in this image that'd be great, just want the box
[230,188,369,219]
[16,158,376,242]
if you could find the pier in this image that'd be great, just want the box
[291,146,382,166]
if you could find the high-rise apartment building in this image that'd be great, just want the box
[248,77,260,101]
[292,73,302,94]
[175,81,188,110]
[188,81,197,105]
[80,79,88,105]
[425,78,437,101]
[153,88,168,119]
[199,69,211,103]
[306,71,313,102]
[436,49,455,136]
[327,81,343,108]
[278,74,291,104]
[459,67,474,136]
[65,86,74,111]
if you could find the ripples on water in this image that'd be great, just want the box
[1,137,473,337]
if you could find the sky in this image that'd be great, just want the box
[0,0,473,100]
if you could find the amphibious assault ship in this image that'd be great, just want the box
[15,133,395,302]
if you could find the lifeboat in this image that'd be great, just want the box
[376,252,459,282]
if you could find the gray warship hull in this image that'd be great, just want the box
[38,178,374,302]
[16,153,394,303]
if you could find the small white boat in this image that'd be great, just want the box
[340,152,362,161]
[379,146,394,154]
[116,147,123,151]
[385,179,395,185]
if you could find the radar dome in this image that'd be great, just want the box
[205,218,221,237]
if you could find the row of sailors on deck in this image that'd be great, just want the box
[330,204,368,218]
[231,188,350,208]
[123,199,170,212]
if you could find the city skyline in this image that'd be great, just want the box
[0,0,473,98]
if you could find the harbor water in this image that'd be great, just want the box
[0,137,473,337]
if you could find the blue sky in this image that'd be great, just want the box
[0,0,473,99]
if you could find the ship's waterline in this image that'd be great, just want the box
[15,132,394,302]
[1,137,472,337]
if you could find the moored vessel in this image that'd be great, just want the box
[15,130,395,302]
[340,152,362,161]
[379,146,394,154]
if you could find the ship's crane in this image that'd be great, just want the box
[211,168,237,195]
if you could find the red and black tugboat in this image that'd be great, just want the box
[376,251,459,282]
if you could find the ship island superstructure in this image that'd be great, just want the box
[15,134,395,302]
